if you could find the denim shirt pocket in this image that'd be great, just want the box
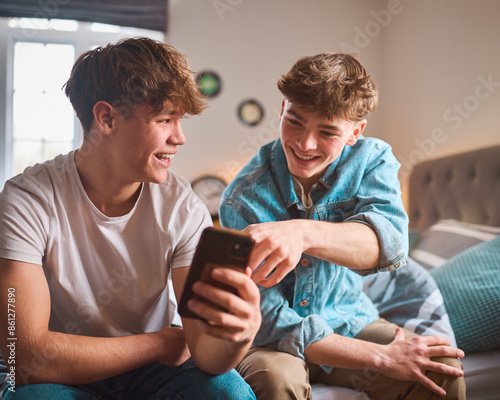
[314,199,357,223]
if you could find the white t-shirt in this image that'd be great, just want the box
[0,151,212,337]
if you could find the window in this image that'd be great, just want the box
[0,17,164,187]
[12,41,75,176]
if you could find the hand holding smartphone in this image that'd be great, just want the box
[178,227,255,319]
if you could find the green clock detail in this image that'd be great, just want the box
[191,175,227,218]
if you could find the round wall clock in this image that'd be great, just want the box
[195,71,222,98]
[191,175,227,218]
[238,99,264,126]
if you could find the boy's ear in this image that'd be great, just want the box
[92,101,116,135]
[279,98,286,119]
[346,119,367,146]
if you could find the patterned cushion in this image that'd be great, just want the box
[363,258,456,346]
[410,219,500,270]
[430,236,500,353]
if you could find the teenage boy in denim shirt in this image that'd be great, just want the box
[220,53,465,400]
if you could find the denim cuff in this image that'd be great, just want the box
[258,314,334,360]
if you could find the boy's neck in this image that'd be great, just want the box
[75,147,142,217]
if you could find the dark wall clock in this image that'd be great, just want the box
[195,71,222,98]
[238,99,264,126]
[191,175,227,218]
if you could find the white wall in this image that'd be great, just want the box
[167,0,500,202]
[378,0,500,201]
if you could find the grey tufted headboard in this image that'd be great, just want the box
[408,144,500,231]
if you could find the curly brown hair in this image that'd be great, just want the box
[64,37,206,133]
[277,53,378,122]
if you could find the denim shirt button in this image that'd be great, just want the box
[299,299,308,307]
[300,258,309,267]
[317,184,325,191]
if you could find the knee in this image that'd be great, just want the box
[427,356,466,400]
[402,357,466,400]
[249,364,308,391]
[250,370,310,400]
[206,369,256,400]
[238,349,310,400]
[440,375,466,400]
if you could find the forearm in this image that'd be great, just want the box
[0,259,175,386]
[13,329,169,385]
[299,220,380,270]
[244,219,381,286]
[173,266,260,375]
[304,332,382,370]
[305,328,465,397]
[182,320,252,374]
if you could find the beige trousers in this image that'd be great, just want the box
[237,318,466,400]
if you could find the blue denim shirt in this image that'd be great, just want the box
[219,137,408,360]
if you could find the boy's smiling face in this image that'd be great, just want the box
[111,103,186,185]
[279,99,366,192]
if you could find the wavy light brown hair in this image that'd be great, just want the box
[64,37,206,133]
[277,53,378,122]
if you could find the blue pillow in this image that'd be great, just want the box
[430,236,500,353]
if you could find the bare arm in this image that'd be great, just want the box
[304,328,464,397]
[0,258,190,385]
[172,265,261,375]
[246,219,380,286]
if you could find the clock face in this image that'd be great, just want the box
[238,99,264,126]
[191,175,227,218]
[195,71,222,98]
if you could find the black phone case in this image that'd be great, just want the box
[178,226,255,319]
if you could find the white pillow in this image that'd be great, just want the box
[410,219,500,270]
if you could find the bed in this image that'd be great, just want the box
[312,144,500,400]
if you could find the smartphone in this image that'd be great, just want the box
[178,226,255,319]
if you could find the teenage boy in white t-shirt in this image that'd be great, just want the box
[0,37,260,399]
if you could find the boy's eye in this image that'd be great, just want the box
[321,131,341,138]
